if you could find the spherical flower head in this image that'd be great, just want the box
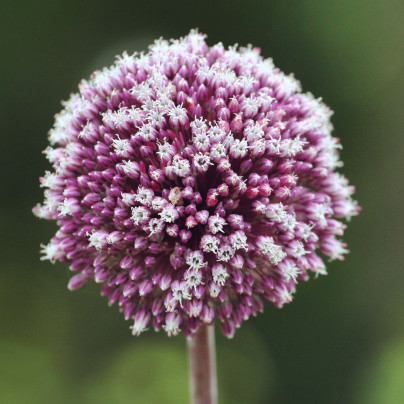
[34,30,360,338]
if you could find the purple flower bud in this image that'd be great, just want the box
[123,282,138,298]
[180,230,192,243]
[94,268,110,283]
[139,279,153,296]
[221,319,236,338]
[129,266,144,281]
[115,272,128,285]
[68,273,88,291]
[201,305,215,324]
[131,310,151,336]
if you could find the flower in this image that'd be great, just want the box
[34,30,360,338]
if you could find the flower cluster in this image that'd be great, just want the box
[34,30,360,338]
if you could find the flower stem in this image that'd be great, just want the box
[187,324,218,404]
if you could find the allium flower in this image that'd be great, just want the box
[34,30,360,338]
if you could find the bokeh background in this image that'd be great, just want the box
[1,0,403,403]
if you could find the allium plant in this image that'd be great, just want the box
[34,29,359,403]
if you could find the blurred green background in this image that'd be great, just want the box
[1,0,403,403]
